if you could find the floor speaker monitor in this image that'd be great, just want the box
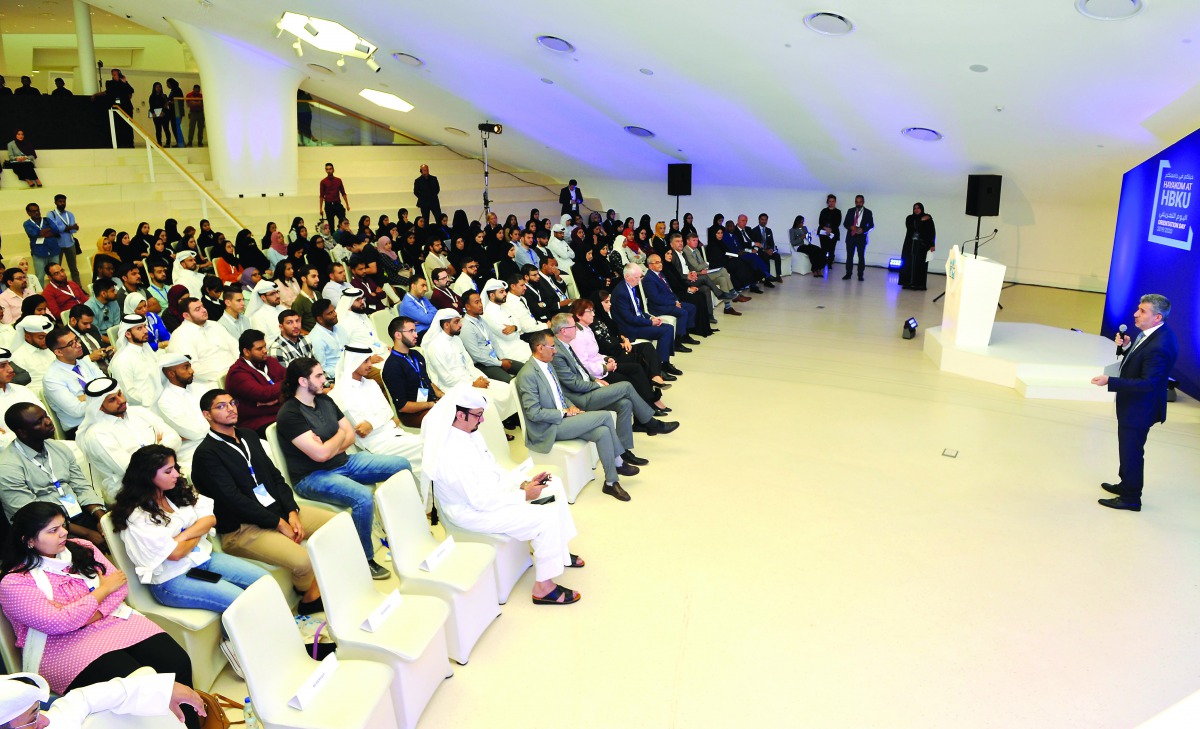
[966,174,1002,217]
[668,163,692,197]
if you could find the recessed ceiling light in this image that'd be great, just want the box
[901,127,943,141]
[639,68,653,75]
[1075,0,1143,20]
[969,64,989,73]
[536,35,575,53]
[804,12,854,36]
[391,52,423,67]
[624,126,655,138]
[540,78,554,84]
[306,63,333,75]
[444,127,468,137]
[359,88,413,112]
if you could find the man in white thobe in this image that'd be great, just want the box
[0,348,39,448]
[249,280,287,341]
[108,314,162,407]
[329,344,425,502]
[164,296,236,391]
[171,250,205,298]
[482,279,531,361]
[547,223,575,265]
[423,387,581,605]
[0,667,204,728]
[77,377,182,502]
[334,287,388,354]
[10,315,55,392]
[151,351,208,471]
[423,309,518,421]
[501,278,542,334]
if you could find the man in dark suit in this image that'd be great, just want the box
[1091,294,1179,511]
[559,179,583,216]
[645,253,708,339]
[748,213,783,282]
[732,214,777,286]
[413,164,442,224]
[610,264,683,375]
[842,195,874,281]
[817,194,842,275]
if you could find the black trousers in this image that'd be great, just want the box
[68,632,200,729]
[323,201,347,230]
[845,236,868,276]
[819,236,838,269]
[419,203,443,226]
[758,248,782,277]
[606,362,659,406]
[1117,424,1151,503]
[900,240,931,289]
[798,244,826,272]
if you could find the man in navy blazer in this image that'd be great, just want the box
[643,253,704,342]
[748,212,783,282]
[1091,294,1179,511]
[842,194,875,281]
[610,263,684,376]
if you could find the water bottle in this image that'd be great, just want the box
[244,697,259,729]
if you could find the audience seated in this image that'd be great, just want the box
[398,273,436,341]
[644,253,707,340]
[109,314,162,407]
[567,300,667,411]
[520,264,554,322]
[152,352,208,472]
[333,288,387,352]
[77,378,181,503]
[424,309,520,424]
[515,329,637,502]
[225,329,286,436]
[165,296,237,389]
[307,298,344,377]
[424,387,582,605]
[320,261,350,306]
[0,403,108,546]
[85,277,123,337]
[451,257,483,297]
[11,315,55,391]
[480,279,532,360]
[191,389,334,615]
[217,285,249,341]
[610,264,683,376]
[428,267,461,311]
[268,308,314,367]
[6,130,40,187]
[0,349,38,448]
[681,231,746,314]
[291,264,320,332]
[42,326,104,438]
[381,316,443,429]
[67,304,113,376]
[0,269,31,325]
[0,668,203,727]
[460,291,524,383]
[248,280,286,337]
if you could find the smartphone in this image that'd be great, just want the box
[186,568,221,583]
[531,495,556,505]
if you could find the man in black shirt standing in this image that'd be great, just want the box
[413,164,442,225]
[276,357,409,579]
[817,194,842,276]
[381,316,443,429]
[192,388,335,615]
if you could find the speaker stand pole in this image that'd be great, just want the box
[674,195,680,225]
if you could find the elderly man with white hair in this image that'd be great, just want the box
[165,295,236,390]
[330,344,425,499]
[171,250,204,298]
[424,386,582,605]
[249,279,286,339]
[109,314,162,407]
[0,668,205,729]
[152,351,208,472]
[77,377,181,502]
[423,308,519,424]
[10,315,55,391]
[481,278,532,360]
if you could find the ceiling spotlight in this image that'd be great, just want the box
[536,35,575,53]
[277,13,376,58]
[292,40,303,57]
[354,42,372,55]
[366,56,380,72]
[336,56,345,67]
[303,21,319,36]
[478,122,503,134]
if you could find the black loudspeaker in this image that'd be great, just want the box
[667,163,692,197]
[965,174,1002,217]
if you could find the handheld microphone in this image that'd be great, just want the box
[1116,324,1127,356]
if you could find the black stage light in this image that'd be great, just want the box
[477,122,503,134]
[902,317,919,340]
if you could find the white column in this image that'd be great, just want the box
[359,117,374,146]
[73,0,98,95]
[170,19,304,196]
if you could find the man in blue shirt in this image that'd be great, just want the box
[47,194,82,285]
[22,202,62,282]
[397,273,435,342]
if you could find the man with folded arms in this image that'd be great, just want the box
[109,314,160,407]
[424,387,582,605]
[515,329,638,502]
[481,279,532,360]
[226,329,286,437]
[460,291,523,383]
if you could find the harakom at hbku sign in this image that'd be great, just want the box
[1149,160,1193,250]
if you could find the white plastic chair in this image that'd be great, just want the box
[306,513,453,729]
[264,423,346,515]
[382,283,403,305]
[99,514,226,691]
[636,284,677,332]
[375,472,500,665]
[371,309,393,347]
[224,577,399,729]
[514,398,595,503]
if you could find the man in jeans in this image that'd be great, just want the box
[275,356,407,579]
[48,194,82,284]
[22,202,62,283]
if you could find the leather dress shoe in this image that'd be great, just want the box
[660,372,678,382]
[708,318,719,325]
[653,406,672,415]
[764,280,775,288]
[858,274,864,281]
[1101,482,1122,496]
[772,276,783,283]
[621,451,649,466]
[662,363,684,376]
[709,328,720,333]
[735,295,752,302]
[749,286,765,294]
[725,308,743,315]
[652,419,679,434]
[674,344,693,353]
[682,336,700,345]
[1098,497,1140,511]
[603,482,631,501]
[842,273,852,280]
[616,463,640,477]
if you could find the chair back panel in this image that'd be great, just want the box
[375,472,438,572]
[305,512,378,634]
[223,577,310,707]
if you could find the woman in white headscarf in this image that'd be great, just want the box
[330,344,425,503]
[422,386,581,605]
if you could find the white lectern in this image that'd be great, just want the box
[940,245,1006,348]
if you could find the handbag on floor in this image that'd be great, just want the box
[195,690,243,728]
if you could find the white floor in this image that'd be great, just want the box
[217,268,1200,728]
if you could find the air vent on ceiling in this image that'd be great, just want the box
[624,126,655,138]
[306,63,333,75]
[391,52,424,67]
[1075,0,1143,20]
[804,12,854,36]
[444,127,468,137]
[536,35,575,53]
[901,127,943,141]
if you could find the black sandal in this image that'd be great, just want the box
[532,584,580,605]
[567,554,584,568]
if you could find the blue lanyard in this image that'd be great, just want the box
[392,349,423,377]
[207,432,258,480]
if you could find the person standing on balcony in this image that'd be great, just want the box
[185,84,204,147]
[166,78,186,148]
[319,163,349,230]
[147,82,173,148]
[104,69,135,148]
[413,164,442,225]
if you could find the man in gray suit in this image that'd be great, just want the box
[683,232,749,307]
[515,329,638,501]
[549,313,677,453]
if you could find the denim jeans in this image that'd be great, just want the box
[148,552,271,612]
[293,453,411,558]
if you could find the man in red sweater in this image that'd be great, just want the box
[43,262,89,320]
[223,328,285,437]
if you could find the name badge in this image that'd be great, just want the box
[288,652,339,711]
[111,603,133,620]
[59,491,83,518]
[361,590,403,633]
[252,483,276,507]
[416,387,430,403]
[419,535,455,572]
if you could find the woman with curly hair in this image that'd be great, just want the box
[111,444,268,612]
